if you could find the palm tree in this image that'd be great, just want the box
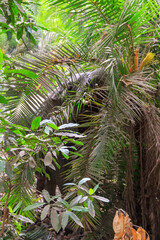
[1,0,160,238]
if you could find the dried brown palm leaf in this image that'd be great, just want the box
[113,209,150,240]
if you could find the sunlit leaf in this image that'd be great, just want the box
[92,195,109,202]
[51,209,61,232]
[71,206,89,212]
[42,189,50,202]
[59,123,79,129]
[43,151,52,166]
[4,69,38,79]
[31,116,41,131]
[47,123,59,130]
[61,211,69,229]
[0,95,7,104]
[41,205,50,221]
[78,178,91,185]
[89,188,94,195]
[70,195,82,207]
[68,212,84,228]
[23,202,45,211]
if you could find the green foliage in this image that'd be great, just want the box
[0,0,160,238]
[31,116,41,131]
[0,115,85,237]
[24,178,109,232]
[0,0,38,44]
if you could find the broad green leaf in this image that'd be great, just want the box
[17,27,23,40]
[51,209,61,232]
[52,137,62,144]
[43,151,52,166]
[71,140,84,146]
[79,196,88,203]
[87,200,95,217]
[60,147,69,156]
[78,178,91,185]
[0,127,5,133]
[26,31,36,45]
[78,185,89,193]
[0,160,5,173]
[42,189,50,202]
[61,211,69,229]
[61,152,69,160]
[4,69,38,79]
[59,199,70,208]
[41,205,50,221]
[47,123,59,130]
[89,188,94,195]
[70,195,82,207]
[68,212,83,228]
[0,96,7,104]
[12,129,23,136]
[92,195,110,203]
[71,206,89,212]
[23,202,45,211]
[31,116,41,131]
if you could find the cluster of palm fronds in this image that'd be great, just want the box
[1,0,160,239]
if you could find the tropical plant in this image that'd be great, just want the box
[0,0,160,239]
[0,113,85,237]
[24,178,109,232]
[0,0,44,54]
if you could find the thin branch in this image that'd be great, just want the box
[21,37,29,50]
[0,179,12,237]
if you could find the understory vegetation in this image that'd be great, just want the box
[0,0,160,239]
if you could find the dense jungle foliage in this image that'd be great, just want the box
[0,0,160,239]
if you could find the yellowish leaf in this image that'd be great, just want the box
[139,52,155,70]
[131,227,137,240]
[36,84,41,91]
[113,210,124,239]
[137,227,146,240]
